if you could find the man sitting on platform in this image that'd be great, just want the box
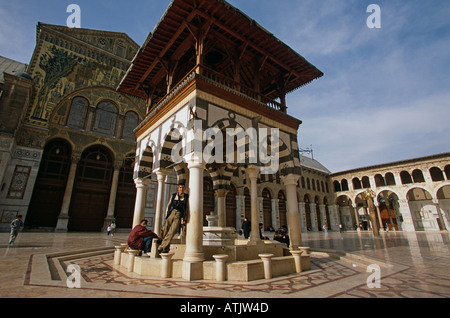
[127,219,160,256]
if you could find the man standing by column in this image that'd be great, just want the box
[158,182,189,254]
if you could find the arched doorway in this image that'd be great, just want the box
[436,185,450,230]
[407,187,440,231]
[377,191,400,231]
[336,195,354,230]
[114,155,136,228]
[68,145,113,231]
[226,184,237,228]
[262,188,272,230]
[26,139,72,229]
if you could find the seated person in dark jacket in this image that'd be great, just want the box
[127,219,160,255]
[273,225,290,247]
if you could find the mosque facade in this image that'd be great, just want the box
[0,1,449,235]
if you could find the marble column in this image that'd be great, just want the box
[154,169,169,236]
[55,155,80,232]
[298,202,307,232]
[104,163,121,230]
[132,178,151,228]
[182,155,205,281]
[352,203,361,231]
[246,166,261,243]
[215,189,229,227]
[282,174,302,249]
[309,203,317,231]
[374,201,385,231]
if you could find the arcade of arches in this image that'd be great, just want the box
[332,153,450,232]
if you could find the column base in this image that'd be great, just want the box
[55,216,69,232]
[182,260,204,281]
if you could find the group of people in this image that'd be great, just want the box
[127,181,293,256]
[127,182,188,256]
[240,217,291,247]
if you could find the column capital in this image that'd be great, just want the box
[246,165,260,179]
[154,168,170,180]
[281,174,300,186]
[184,152,205,169]
[215,188,229,197]
[134,177,152,187]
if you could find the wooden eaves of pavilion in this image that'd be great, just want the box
[117,0,323,133]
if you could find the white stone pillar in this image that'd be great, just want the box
[299,202,307,232]
[236,195,245,229]
[213,254,229,281]
[246,166,261,243]
[259,253,274,279]
[160,252,175,278]
[154,169,169,236]
[374,201,385,231]
[56,156,80,232]
[104,164,120,230]
[282,174,302,249]
[309,203,317,231]
[132,178,151,228]
[182,155,205,281]
[216,189,229,227]
[271,198,280,230]
[352,203,361,231]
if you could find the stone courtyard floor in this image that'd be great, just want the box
[0,230,449,302]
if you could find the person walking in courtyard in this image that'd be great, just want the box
[158,182,189,254]
[110,221,116,236]
[9,215,23,245]
[241,217,251,239]
[127,219,160,256]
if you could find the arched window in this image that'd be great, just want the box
[400,171,413,184]
[122,111,139,141]
[429,167,444,181]
[341,179,349,191]
[374,174,385,187]
[333,180,341,192]
[352,177,362,190]
[67,97,88,129]
[93,101,118,137]
[445,165,450,180]
[362,176,371,188]
[385,172,396,185]
[412,169,425,183]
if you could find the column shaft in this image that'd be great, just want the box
[132,178,151,228]
[282,174,302,249]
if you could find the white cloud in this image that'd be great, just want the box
[299,92,450,172]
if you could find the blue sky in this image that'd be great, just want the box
[1,0,449,172]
